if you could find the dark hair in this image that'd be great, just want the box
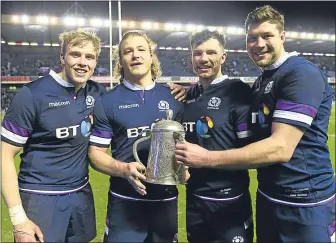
[190,29,226,50]
[245,5,285,33]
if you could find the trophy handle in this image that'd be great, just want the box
[173,131,187,184]
[133,129,152,168]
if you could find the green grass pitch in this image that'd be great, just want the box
[1,105,335,242]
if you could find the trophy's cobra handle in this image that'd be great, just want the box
[133,129,152,168]
[173,131,187,184]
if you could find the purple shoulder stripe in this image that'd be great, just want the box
[237,123,248,132]
[276,100,317,117]
[91,129,113,138]
[2,119,31,137]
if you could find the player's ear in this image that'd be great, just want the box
[220,52,227,65]
[281,31,286,43]
[60,52,65,65]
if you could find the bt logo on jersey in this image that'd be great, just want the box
[56,115,93,139]
[196,116,214,138]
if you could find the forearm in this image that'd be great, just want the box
[1,155,22,208]
[88,147,128,178]
[209,135,286,169]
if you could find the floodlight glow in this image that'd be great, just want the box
[22,42,29,46]
[236,28,244,35]
[175,24,182,31]
[12,15,19,23]
[44,43,51,46]
[121,21,128,27]
[21,15,29,24]
[1,40,5,44]
[63,17,76,26]
[186,24,196,32]
[303,52,313,55]
[321,34,329,40]
[196,25,204,31]
[104,20,111,27]
[52,43,60,46]
[153,23,159,29]
[90,18,103,27]
[129,21,135,28]
[166,47,173,50]
[182,48,189,51]
[300,32,307,39]
[314,53,324,56]
[141,21,152,29]
[176,47,183,50]
[37,16,49,25]
[217,27,224,33]
[207,26,217,31]
[77,18,86,26]
[164,23,175,31]
[50,17,57,25]
[159,47,165,50]
[331,35,335,41]
[30,43,38,46]
[306,33,314,39]
[291,32,298,38]
[316,34,322,39]
[227,27,238,34]
[8,42,16,45]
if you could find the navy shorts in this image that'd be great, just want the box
[186,192,253,243]
[256,191,336,243]
[20,183,96,242]
[104,191,178,243]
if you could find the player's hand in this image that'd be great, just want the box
[175,141,211,168]
[125,162,147,196]
[168,83,187,102]
[184,165,190,182]
[13,218,44,243]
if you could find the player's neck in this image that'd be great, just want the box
[125,73,153,88]
[57,71,86,92]
[199,73,223,90]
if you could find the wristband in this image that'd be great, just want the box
[8,204,28,226]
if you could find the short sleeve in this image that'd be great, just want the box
[1,86,35,147]
[89,96,113,148]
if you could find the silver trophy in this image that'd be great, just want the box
[133,109,186,185]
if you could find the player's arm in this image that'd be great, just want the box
[176,64,325,169]
[1,87,44,242]
[88,96,147,195]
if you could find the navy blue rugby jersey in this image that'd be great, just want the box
[251,52,335,204]
[89,80,184,200]
[183,75,253,199]
[1,70,105,194]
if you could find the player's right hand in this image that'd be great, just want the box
[126,162,147,196]
[13,218,44,243]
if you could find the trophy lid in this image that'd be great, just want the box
[152,119,185,132]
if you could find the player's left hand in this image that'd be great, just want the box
[175,141,211,168]
[168,83,187,102]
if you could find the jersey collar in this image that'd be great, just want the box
[123,79,156,91]
[49,70,86,89]
[263,51,299,71]
[198,74,229,87]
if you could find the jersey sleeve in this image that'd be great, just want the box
[231,81,253,146]
[89,96,113,148]
[1,86,35,147]
[272,64,325,129]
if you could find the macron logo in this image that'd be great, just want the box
[119,104,139,109]
[49,101,71,107]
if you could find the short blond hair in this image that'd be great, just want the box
[59,28,101,58]
[245,5,285,33]
[113,31,162,80]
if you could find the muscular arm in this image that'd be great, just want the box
[176,122,305,169]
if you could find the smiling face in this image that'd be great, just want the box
[119,35,153,82]
[246,21,286,68]
[60,41,97,87]
[191,38,226,80]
